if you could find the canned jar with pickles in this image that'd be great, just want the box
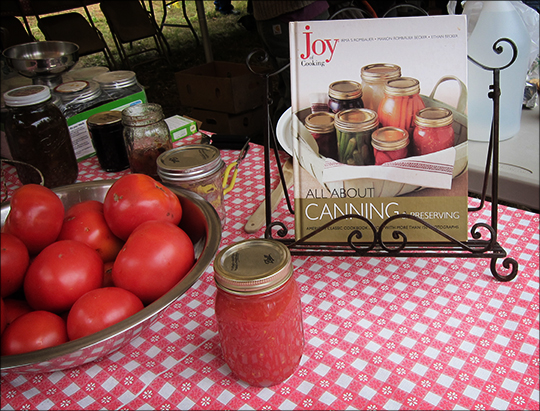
[334,108,378,165]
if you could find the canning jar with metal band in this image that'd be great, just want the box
[3,85,78,188]
[327,80,364,113]
[371,126,410,165]
[122,103,172,179]
[87,111,129,172]
[413,107,455,156]
[93,70,145,100]
[156,144,226,225]
[55,80,110,118]
[213,239,304,387]
[334,108,378,165]
[304,111,338,161]
[378,77,425,136]
[360,63,401,111]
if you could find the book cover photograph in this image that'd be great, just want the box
[285,15,469,244]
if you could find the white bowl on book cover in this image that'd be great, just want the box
[277,76,469,198]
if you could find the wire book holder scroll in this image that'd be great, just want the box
[245,37,520,283]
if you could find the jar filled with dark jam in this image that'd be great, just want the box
[3,85,78,188]
[327,80,364,114]
[122,103,172,179]
[87,111,129,172]
[304,111,338,161]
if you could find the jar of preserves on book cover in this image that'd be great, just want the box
[413,107,454,156]
[360,63,401,111]
[122,103,172,179]
[327,80,364,113]
[371,126,410,165]
[334,108,378,165]
[378,77,425,136]
[214,239,304,387]
[304,111,338,161]
[3,85,78,188]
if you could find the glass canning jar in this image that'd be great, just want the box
[413,107,455,156]
[360,63,401,111]
[156,144,226,225]
[93,70,145,100]
[371,126,410,165]
[378,77,425,136]
[327,80,364,113]
[55,80,110,118]
[334,108,378,165]
[214,239,304,387]
[122,103,172,179]
[87,111,129,172]
[3,85,78,188]
[304,111,338,161]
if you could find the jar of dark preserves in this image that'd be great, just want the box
[3,85,78,188]
[413,107,454,156]
[328,80,364,113]
[304,111,338,161]
[122,103,172,179]
[87,111,129,172]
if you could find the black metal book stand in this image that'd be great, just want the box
[245,37,520,283]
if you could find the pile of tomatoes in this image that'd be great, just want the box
[1,174,195,356]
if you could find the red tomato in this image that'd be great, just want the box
[1,310,67,355]
[2,184,64,255]
[67,287,144,340]
[1,299,6,335]
[24,240,103,313]
[1,233,30,298]
[102,261,115,287]
[3,298,33,324]
[112,221,194,305]
[58,202,124,262]
[103,174,182,240]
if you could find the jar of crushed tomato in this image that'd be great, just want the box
[304,111,338,161]
[328,80,364,113]
[360,63,401,112]
[413,107,455,156]
[334,108,378,165]
[371,127,409,165]
[214,239,304,387]
[378,77,425,136]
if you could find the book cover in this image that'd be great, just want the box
[288,15,469,244]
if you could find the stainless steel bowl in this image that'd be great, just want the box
[0,180,221,374]
[3,41,79,88]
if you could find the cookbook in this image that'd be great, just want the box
[289,15,469,244]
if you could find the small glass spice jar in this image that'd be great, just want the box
[360,63,401,111]
[334,108,378,165]
[3,85,78,188]
[327,80,364,113]
[304,111,338,161]
[371,127,410,165]
[378,77,426,136]
[156,144,226,225]
[87,111,130,172]
[413,107,455,156]
[122,103,172,179]
[93,70,145,100]
[214,239,304,387]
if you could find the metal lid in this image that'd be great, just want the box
[57,80,102,104]
[371,126,409,151]
[304,112,335,134]
[55,80,89,96]
[157,144,225,182]
[87,110,123,127]
[3,85,51,107]
[214,239,293,295]
[360,63,401,83]
[414,107,453,128]
[93,70,138,89]
[328,80,363,100]
[383,77,420,97]
[334,108,378,132]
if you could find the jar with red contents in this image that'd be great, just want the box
[304,111,338,161]
[214,239,304,387]
[413,107,455,156]
[371,127,409,165]
[327,80,364,113]
[378,77,425,136]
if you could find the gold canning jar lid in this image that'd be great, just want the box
[328,80,363,100]
[304,112,335,134]
[360,63,401,83]
[371,126,409,151]
[334,108,378,132]
[156,144,224,182]
[213,239,293,296]
[383,77,421,97]
[414,107,453,128]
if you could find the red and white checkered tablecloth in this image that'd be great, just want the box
[1,133,539,410]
